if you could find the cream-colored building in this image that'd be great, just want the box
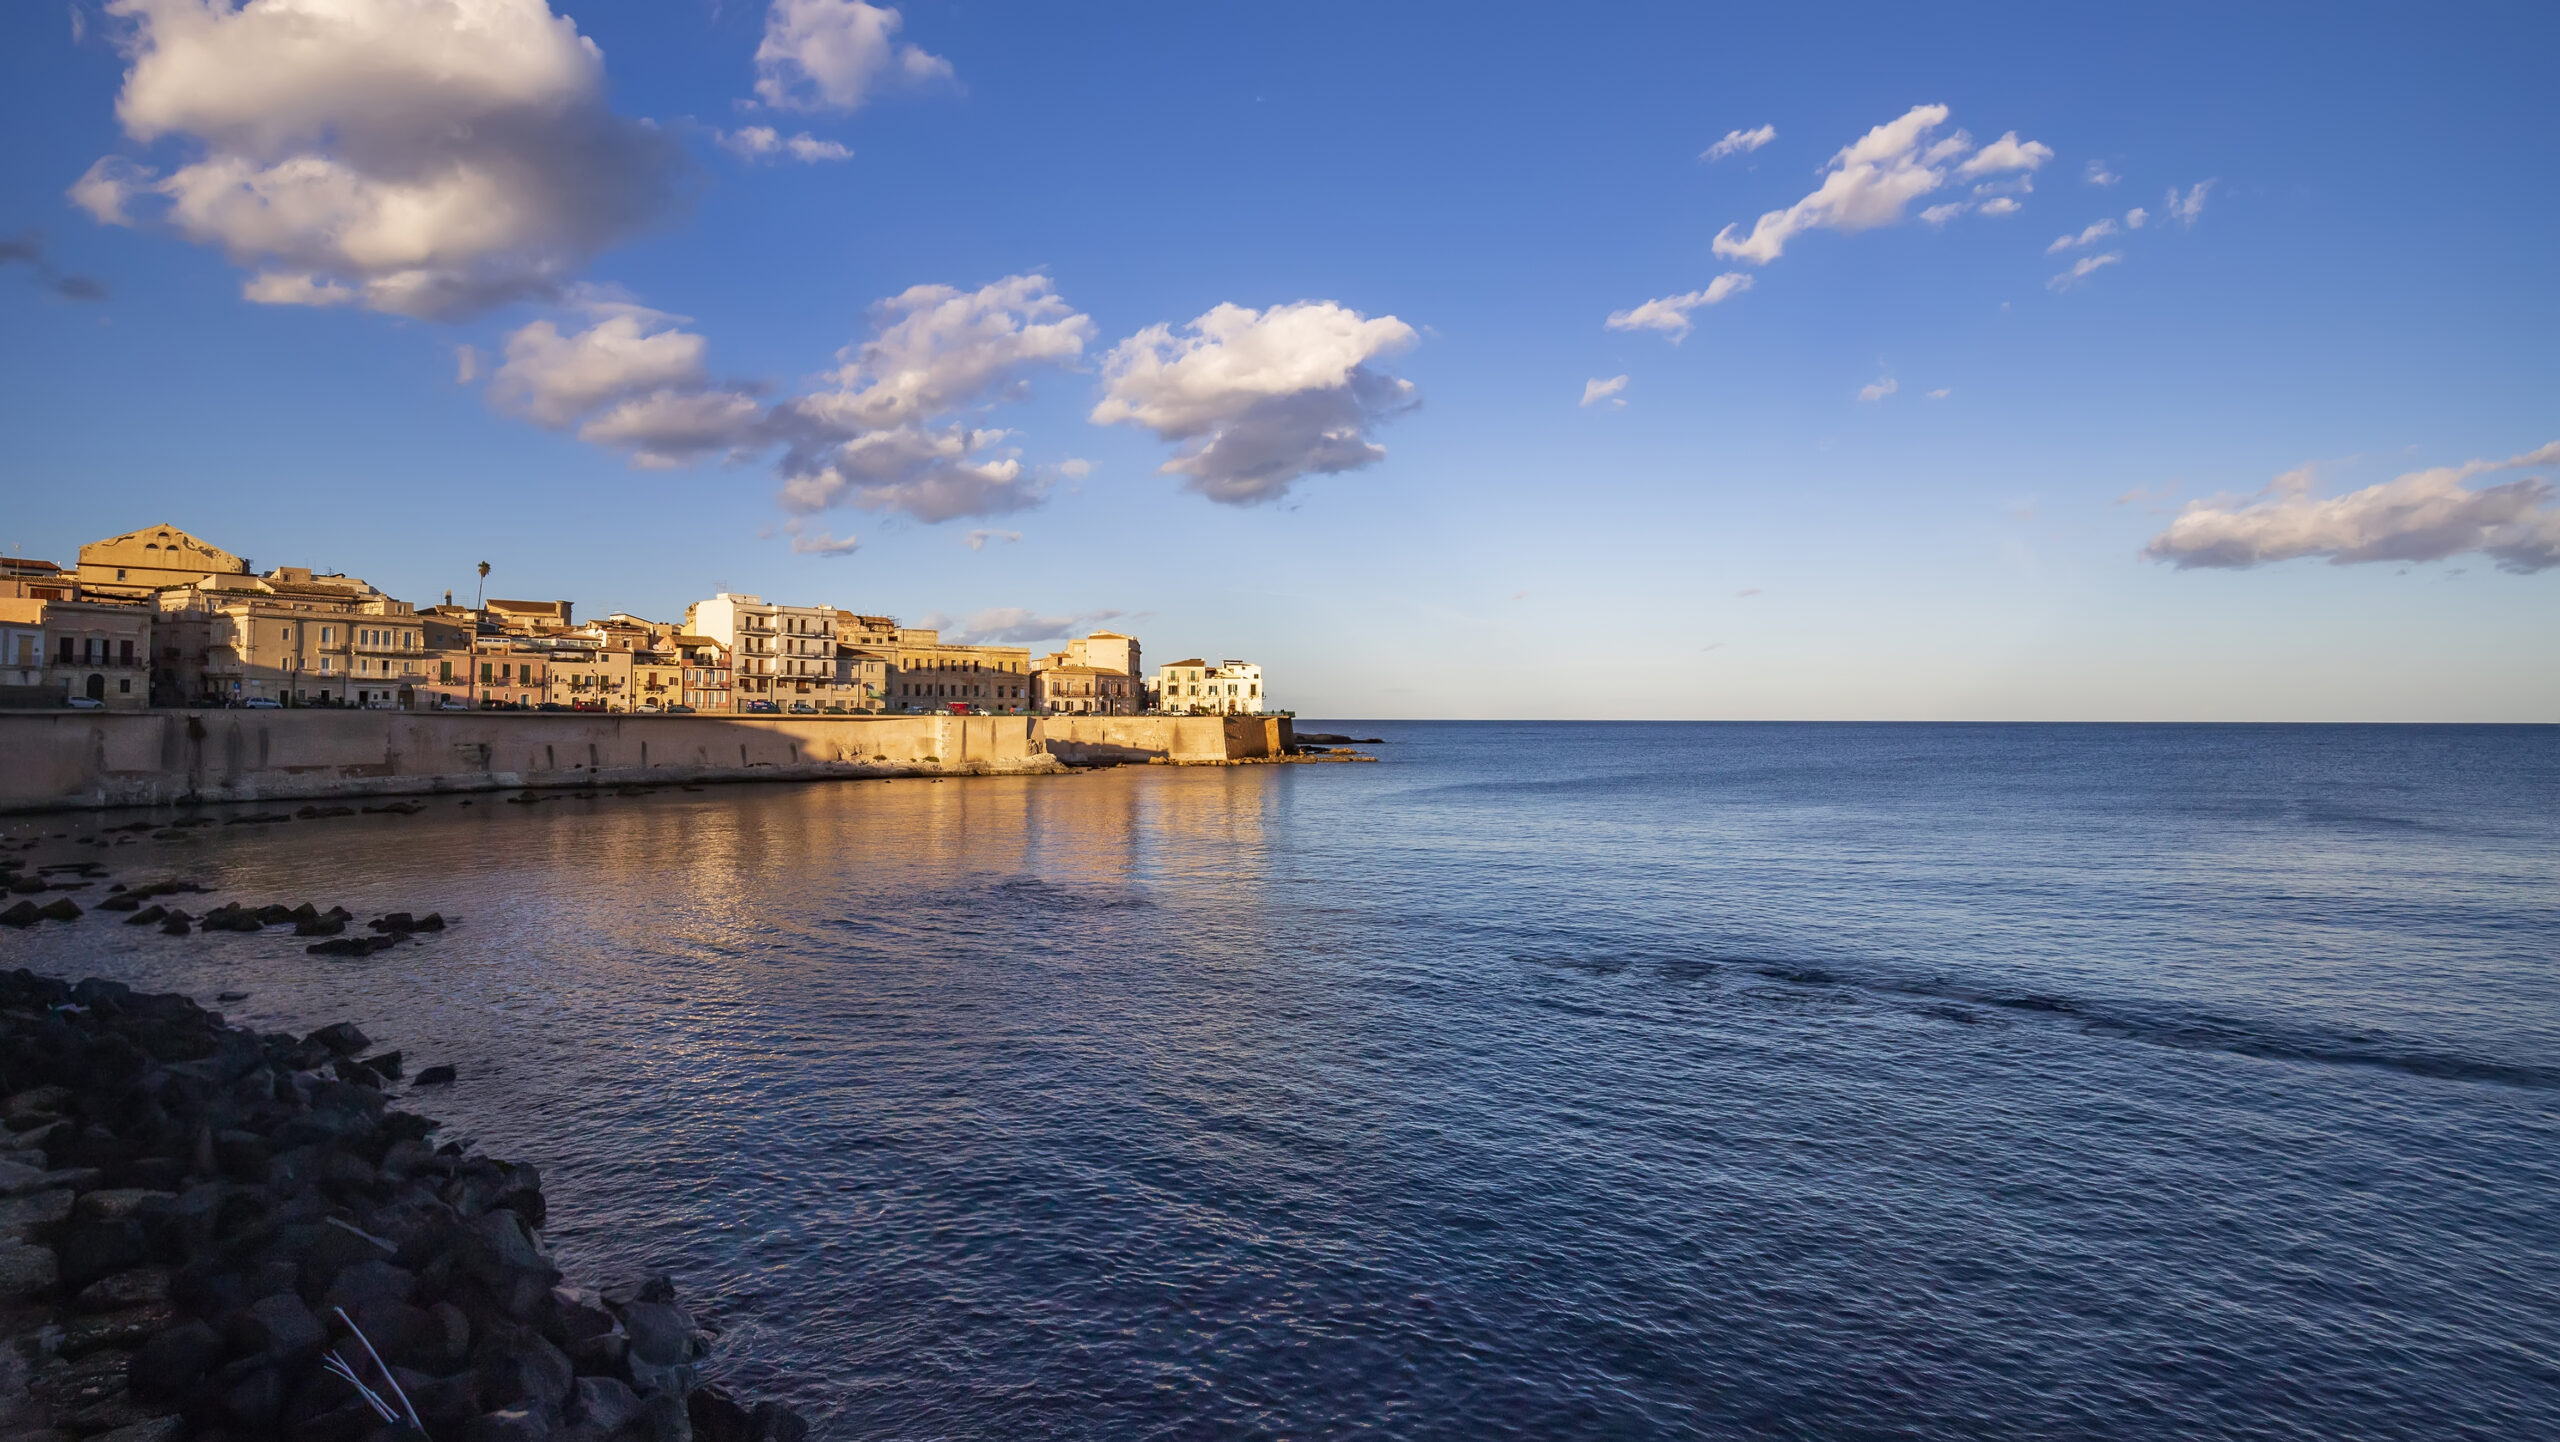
[673,635,731,712]
[76,524,252,600]
[0,595,154,709]
[155,570,423,707]
[686,593,850,709]
[1155,658,1266,715]
[876,628,1032,713]
[1032,630,1144,715]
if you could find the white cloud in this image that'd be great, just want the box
[1702,124,1776,161]
[2123,206,2149,230]
[778,424,1049,523]
[964,529,1021,550]
[1975,196,2021,217]
[2166,180,2216,226]
[1858,376,1898,402]
[718,125,854,163]
[753,0,951,112]
[1580,375,1629,408]
[1956,131,2054,178]
[2085,159,2120,187]
[73,0,681,319]
[1920,201,1968,226]
[783,520,859,555]
[579,389,766,468]
[2047,218,2119,253]
[1091,300,1420,506]
[2046,251,2122,290]
[1058,458,1092,479]
[925,606,1126,646]
[454,345,482,384]
[1603,273,1752,341]
[1926,387,1952,400]
[490,306,710,427]
[1711,105,2048,264]
[2143,443,2560,572]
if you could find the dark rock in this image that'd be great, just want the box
[324,1259,418,1312]
[38,896,83,921]
[101,892,144,911]
[256,905,298,925]
[413,1066,457,1088]
[746,1402,809,1442]
[76,1265,173,1312]
[308,936,397,957]
[0,900,40,927]
[162,915,193,935]
[359,1052,405,1080]
[125,904,168,925]
[59,1219,154,1289]
[569,1375,639,1433]
[295,915,348,936]
[465,1407,554,1442]
[130,1318,224,1400]
[224,1361,290,1431]
[626,1391,692,1442]
[65,1302,182,1357]
[232,1292,327,1358]
[475,1326,573,1411]
[309,1023,372,1056]
[687,1386,752,1442]
[617,1301,705,1396]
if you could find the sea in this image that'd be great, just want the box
[4,722,2556,1440]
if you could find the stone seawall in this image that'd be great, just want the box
[0,712,1299,814]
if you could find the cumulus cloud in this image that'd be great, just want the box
[924,606,1126,646]
[2143,443,2560,573]
[0,231,108,301]
[1604,273,1752,341]
[483,302,765,466]
[1580,374,1629,408]
[753,0,951,112]
[769,274,1093,521]
[1091,300,1419,506]
[2124,206,2149,229]
[2166,180,2215,225]
[454,346,481,384]
[1711,104,2048,264]
[2047,218,2119,253]
[964,529,1021,550]
[718,126,854,163]
[1920,201,1967,226]
[73,0,682,319]
[1858,376,1897,402]
[783,520,859,555]
[2047,251,2122,290]
[2085,159,2120,186]
[1703,124,1776,161]
[1975,196,2022,217]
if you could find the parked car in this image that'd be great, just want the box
[743,699,778,713]
[241,697,283,709]
[64,696,105,710]
[788,701,815,714]
[635,702,663,714]
[536,702,570,713]
[435,698,471,711]
[571,701,606,713]
[665,704,696,714]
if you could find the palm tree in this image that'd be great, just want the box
[473,561,490,608]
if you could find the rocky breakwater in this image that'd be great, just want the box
[0,970,807,1442]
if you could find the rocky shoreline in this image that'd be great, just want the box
[0,969,808,1442]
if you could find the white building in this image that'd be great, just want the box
[684,593,845,710]
[1154,658,1265,715]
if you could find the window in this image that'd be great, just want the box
[118,640,133,664]
[322,627,333,643]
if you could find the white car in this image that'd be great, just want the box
[64,696,104,710]
[241,697,283,709]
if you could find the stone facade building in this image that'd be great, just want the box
[1155,658,1267,715]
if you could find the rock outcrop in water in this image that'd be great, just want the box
[0,969,807,1441]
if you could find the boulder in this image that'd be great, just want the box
[0,1238,58,1299]
[309,1023,372,1056]
[569,1375,640,1434]
[231,1292,327,1359]
[128,1318,224,1400]
[413,1065,458,1088]
[475,1327,573,1412]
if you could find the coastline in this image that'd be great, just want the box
[0,713,1317,816]
[0,966,802,1442]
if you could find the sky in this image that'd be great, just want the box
[1,0,2554,721]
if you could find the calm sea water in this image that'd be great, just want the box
[6,723,2557,1440]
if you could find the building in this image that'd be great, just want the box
[1156,658,1266,715]
[1033,664,1139,714]
[1031,630,1145,715]
[686,593,847,709]
[483,598,575,635]
[673,635,731,712]
[874,627,1033,712]
[75,525,251,600]
[155,572,421,707]
[0,594,154,709]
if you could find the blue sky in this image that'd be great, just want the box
[2,1,2553,720]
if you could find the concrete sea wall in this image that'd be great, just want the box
[0,710,1299,813]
